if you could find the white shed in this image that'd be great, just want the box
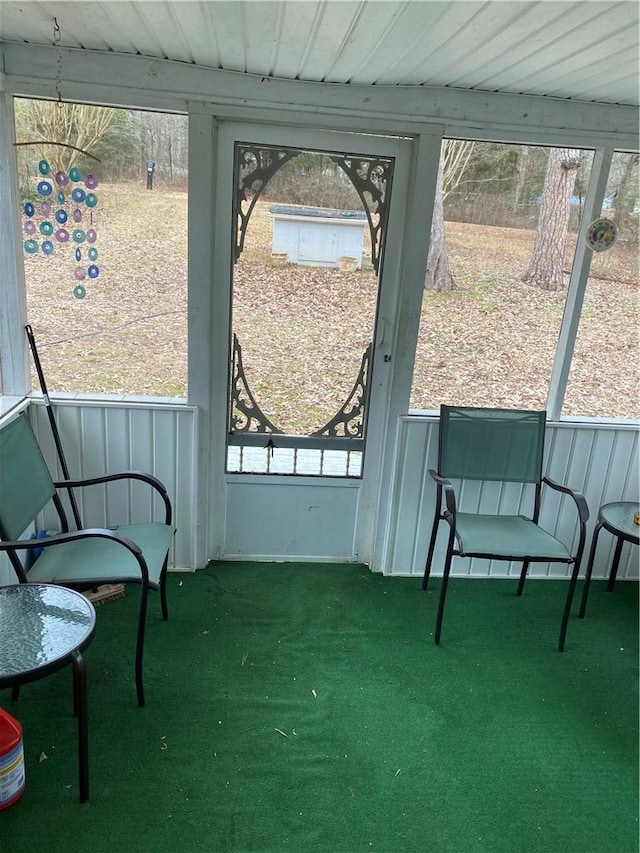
[269,204,367,268]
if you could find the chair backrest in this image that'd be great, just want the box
[0,414,56,541]
[438,405,546,484]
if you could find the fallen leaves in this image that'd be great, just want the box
[22,188,639,419]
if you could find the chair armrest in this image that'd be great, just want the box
[542,476,590,524]
[429,469,457,519]
[54,471,172,525]
[0,529,149,582]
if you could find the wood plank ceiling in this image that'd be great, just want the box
[1,0,638,107]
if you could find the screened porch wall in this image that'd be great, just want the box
[1,42,638,588]
[1,400,637,586]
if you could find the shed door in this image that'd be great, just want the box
[210,122,411,561]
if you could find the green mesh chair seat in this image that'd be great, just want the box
[0,413,175,707]
[422,406,589,650]
[26,523,174,587]
[455,514,573,561]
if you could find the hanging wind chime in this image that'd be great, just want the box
[18,18,102,299]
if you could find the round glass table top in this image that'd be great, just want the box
[0,584,96,682]
[599,502,640,541]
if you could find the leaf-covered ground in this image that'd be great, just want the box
[22,185,639,422]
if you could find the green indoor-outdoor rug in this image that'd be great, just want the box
[1,562,638,853]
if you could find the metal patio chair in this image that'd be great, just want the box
[0,413,175,707]
[422,406,589,650]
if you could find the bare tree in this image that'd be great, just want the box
[425,140,475,292]
[17,100,116,173]
[425,157,455,291]
[129,111,188,183]
[522,147,581,291]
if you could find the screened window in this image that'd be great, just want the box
[15,99,188,398]
[563,151,639,420]
[410,141,596,414]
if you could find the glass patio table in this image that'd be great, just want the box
[0,583,96,803]
[579,502,640,618]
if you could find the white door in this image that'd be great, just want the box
[209,122,412,562]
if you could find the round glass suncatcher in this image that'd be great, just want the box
[585,218,618,252]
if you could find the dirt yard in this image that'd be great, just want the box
[21,184,639,423]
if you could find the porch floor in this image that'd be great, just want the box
[1,563,638,852]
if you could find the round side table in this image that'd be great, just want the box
[579,502,640,618]
[0,584,96,803]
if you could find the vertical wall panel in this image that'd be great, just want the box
[78,407,109,527]
[389,419,433,573]
[103,406,131,524]
[128,408,155,525]
[173,412,198,569]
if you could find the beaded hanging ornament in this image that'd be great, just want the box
[19,18,102,298]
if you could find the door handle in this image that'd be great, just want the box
[376,317,388,347]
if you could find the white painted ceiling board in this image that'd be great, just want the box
[475,3,637,90]
[0,0,637,107]
[413,0,539,83]
[533,47,639,104]
[197,3,244,73]
[393,2,488,86]
[465,3,604,90]
[174,3,223,69]
[297,1,370,83]
[142,1,197,64]
[566,60,640,106]
[0,2,80,47]
[443,2,572,87]
[503,27,638,98]
[418,2,594,89]
[348,1,457,86]
[320,1,404,84]
[270,1,327,80]
[87,2,166,57]
[86,1,141,56]
[242,4,284,78]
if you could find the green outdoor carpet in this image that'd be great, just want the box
[1,562,638,853]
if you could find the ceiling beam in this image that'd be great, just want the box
[2,42,638,149]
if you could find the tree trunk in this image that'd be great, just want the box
[512,145,530,213]
[522,147,581,291]
[613,153,639,234]
[425,157,456,292]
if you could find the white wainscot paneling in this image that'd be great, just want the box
[384,416,639,581]
[29,400,199,570]
[225,477,361,561]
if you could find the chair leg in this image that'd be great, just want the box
[422,504,442,591]
[607,538,624,592]
[559,560,582,652]
[516,561,530,596]
[160,558,169,621]
[72,661,79,718]
[135,583,150,708]
[579,522,602,618]
[434,526,456,645]
[71,650,89,803]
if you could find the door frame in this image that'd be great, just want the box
[196,116,443,567]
